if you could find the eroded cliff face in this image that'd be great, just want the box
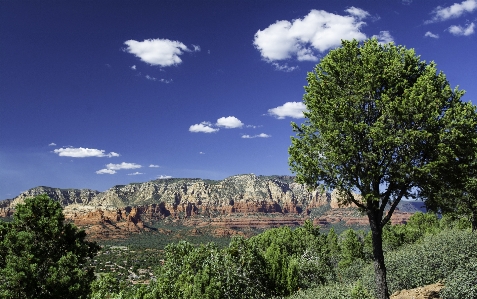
[10,175,328,214]
[5,174,413,239]
[11,186,100,207]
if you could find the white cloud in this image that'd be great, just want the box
[128,172,144,175]
[216,116,244,128]
[124,38,195,67]
[268,102,307,119]
[192,44,201,52]
[199,152,205,154]
[189,122,219,133]
[48,143,56,146]
[373,31,394,44]
[345,6,370,19]
[242,133,271,139]
[143,74,172,83]
[105,162,142,170]
[448,22,475,35]
[427,0,477,23]
[272,63,299,72]
[96,169,116,174]
[424,31,440,38]
[246,124,262,129]
[157,175,172,179]
[145,75,157,81]
[53,147,120,158]
[149,164,160,168]
[96,162,142,175]
[253,8,369,62]
[131,65,136,70]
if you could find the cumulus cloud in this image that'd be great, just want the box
[96,169,116,174]
[426,0,477,23]
[131,65,136,70]
[253,8,369,62]
[149,164,160,168]
[124,38,197,67]
[424,31,440,38]
[48,143,56,146]
[96,162,142,174]
[54,147,120,158]
[373,31,394,44]
[242,133,271,139]
[189,122,219,133]
[216,116,244,128]
[106,162,142,170]
[157,175,172,179]
[448,22,475,35]
[128,172,144,175]
[345,6,370,19]
[268,102,307,119]
[192,44,201,52]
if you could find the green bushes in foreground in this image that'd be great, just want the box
[87,213,475,299]
[361,229,477,297]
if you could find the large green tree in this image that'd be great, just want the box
[289,38,477,299]
[0,195,100,299]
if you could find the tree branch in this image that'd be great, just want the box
[346,189,367,210]
[381,187,406,226]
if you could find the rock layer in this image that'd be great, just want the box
[5,174,416,239]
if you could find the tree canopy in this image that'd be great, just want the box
[0,194,100,299]
[289,38,477,299]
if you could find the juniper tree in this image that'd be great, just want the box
[0,195,99,299]
[289,38,477,299]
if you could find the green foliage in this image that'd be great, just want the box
[361,229,477,295]
[90,273,123,299]
[350,281,374,299]
[0,195,100,299]
[289,37,477,299]
[142,238,271,299]
[287,281,374,299]
[382,212,440,251]
[286,283,351,299]
[248,220,332,296]
[441,258,477,299]
[338,229,364,268]
[439,214,471,230]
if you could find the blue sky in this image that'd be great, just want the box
[1,0,476,199]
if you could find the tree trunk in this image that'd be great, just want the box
[368,210,390,299]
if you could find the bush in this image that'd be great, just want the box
[286,281,374,299]
[361,229,477,295]
[146,238,271,299]
[441,258,477,299]
[0,195,99,299]
[247,221,331,296]
[286,283,351,299]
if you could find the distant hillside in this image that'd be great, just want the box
[1,174,418,239]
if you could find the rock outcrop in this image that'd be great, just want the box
[3,174,417,239]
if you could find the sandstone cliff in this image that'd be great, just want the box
[5,174,415,239]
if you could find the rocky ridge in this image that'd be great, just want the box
[2,174,415,239]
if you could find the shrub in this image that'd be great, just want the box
[361,229,477,295]
[441,258,477,299]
